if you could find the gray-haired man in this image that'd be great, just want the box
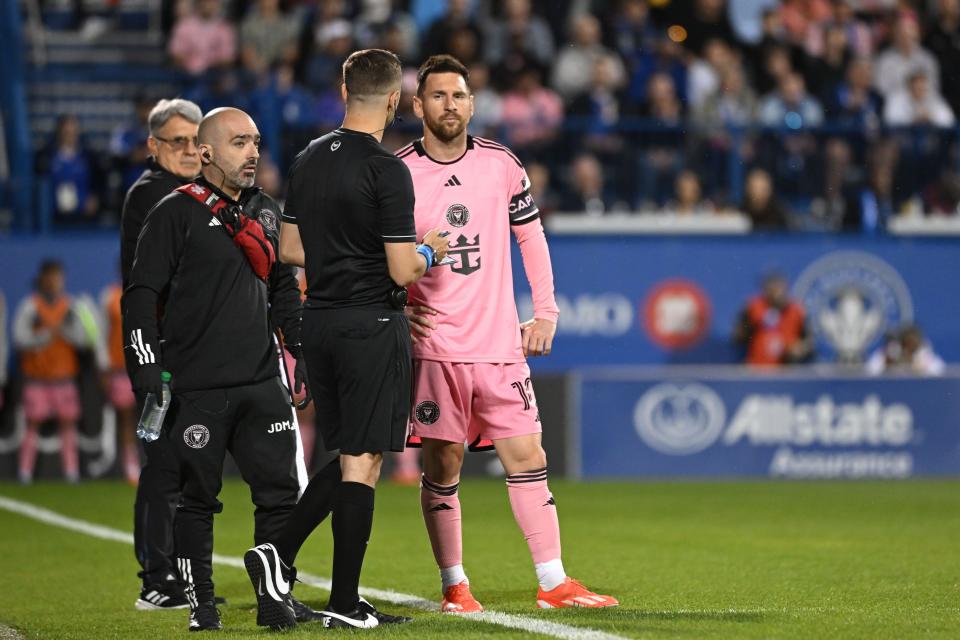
[122,98,201,610]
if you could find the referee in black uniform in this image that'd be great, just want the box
[124,107,312,632]
[244,49,449,630]
[120,98,200,611]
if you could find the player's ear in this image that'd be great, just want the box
[469,93,475,118]
[199,145,213,164]
[340,82,348,103]
[412,94,424,119]
[147,136,159,157]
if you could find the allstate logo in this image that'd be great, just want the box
[792,251,913,362]
[634,384,726,455]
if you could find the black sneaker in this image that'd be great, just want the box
[290,595,325,623]
[243,543,297,630]
[136,581,190,610]
[358,597,412,625]
[321,599,412,629]
[188,602,222,632]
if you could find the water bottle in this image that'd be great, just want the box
[137,371,172,442]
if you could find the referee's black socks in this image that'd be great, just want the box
[275,458,342,568]
[328,481,375,613]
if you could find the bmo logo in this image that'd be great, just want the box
[642,279,711,349]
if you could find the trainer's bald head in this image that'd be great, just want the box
[198,107,257,147]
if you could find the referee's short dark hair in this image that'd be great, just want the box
[342,49,403,100]
[416,54,471,96]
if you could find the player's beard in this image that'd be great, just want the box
[426,113,467,143]
[229,162,257,191]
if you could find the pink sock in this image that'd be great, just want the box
[420,475,463,571]
[506,468,562,564]
[59,424,79,482]
[18,427,39,482]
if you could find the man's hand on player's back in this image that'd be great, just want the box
[521,318,556,356]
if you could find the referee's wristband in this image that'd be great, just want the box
[416,243,434,272]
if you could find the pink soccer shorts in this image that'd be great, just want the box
[109,371,136,410]
[23,380,81,423]
[409,360,542,447]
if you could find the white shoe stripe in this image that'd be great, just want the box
[252,547,283,602]
[263,543,289,595]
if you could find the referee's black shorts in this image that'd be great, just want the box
[302,305,412,455]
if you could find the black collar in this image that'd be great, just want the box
[412,135,474,165]
[147,156,193,184]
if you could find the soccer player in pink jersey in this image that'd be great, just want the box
[398,55,618,612]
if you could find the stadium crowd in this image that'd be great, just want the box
[36,0,960,231]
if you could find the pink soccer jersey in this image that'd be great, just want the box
[398,135,557,363]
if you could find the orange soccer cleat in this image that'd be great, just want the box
[441,582,484,613]
[536,577,619,609]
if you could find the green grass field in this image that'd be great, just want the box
[0,479,957,639]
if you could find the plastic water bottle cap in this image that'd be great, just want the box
[161,371,172,382]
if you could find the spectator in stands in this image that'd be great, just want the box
[499,64,564,159]
[728,0,780,45]
[754,42,797,97]
[779,0,833,49]
[13,260,87,484]
[679,0,737,56]
[665,170,715,215]
[923,171,960,216]
[168,0,237,76]
[826,57,883,129]
[109,96,153,195]
[440,25,483,67]
[844,139,899,232]
[873,17,939,99]
[734,271,813,366]
[742,168,789,229]
[810,138,856,229]
[866,325,945,375]
[304,16,354,89]
[485,0,555,69]
[758,71,824,129]
[526,161,558,218]
[636,72,685,206]
[45,115,100,225]
[688,38,736,111]
[693,64,757,134]
[560,153,615,215]
[552,13,626,102]
[421,0,483,61]
[883,70,955,127]
[239,0,302,76]
[466,62,503,137]
[803,23,851,100]
[354,0,420,63]
[568,57,628,155]
[692,64,757,200]
[924,0,960,116]
[624,35,689,106]
[609,0,658,65]
[823,0,873,58]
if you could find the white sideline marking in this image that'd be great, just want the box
[0,495,626,640]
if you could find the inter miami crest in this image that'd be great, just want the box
[415,400,440,425]
[258,209,277,234]
[445,203,470,227]
[184,424,210,449]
